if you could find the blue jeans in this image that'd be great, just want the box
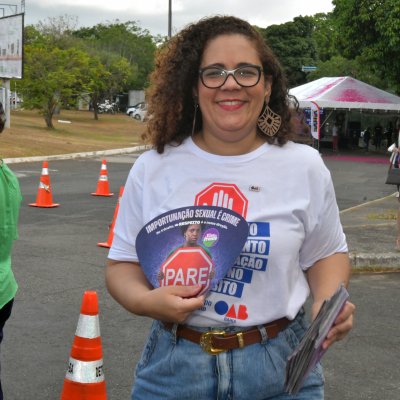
[132,311,324,399]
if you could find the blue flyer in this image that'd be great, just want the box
[136,206,249,295]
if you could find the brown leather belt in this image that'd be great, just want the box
[163,317,291,355]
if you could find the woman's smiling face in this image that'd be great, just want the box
[195,34,271,155]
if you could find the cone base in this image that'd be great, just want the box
[91,193,114,197]
[29,203,60,208]
[61,379,106,400]
[97,242,111,248]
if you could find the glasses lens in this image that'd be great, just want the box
[200,66,261,88]
[234,66,261,87]
[201,68,226,88]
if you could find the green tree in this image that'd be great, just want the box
[332,0,400,93]
[260,16,318,87]
[35,14,79,48]
[18,43,92,128]
[73,21,156,89]
[82,56,111,120]
[20,19,140,121]
[86,54,134,119]
[307,55,359,79]
[311,12,340,62]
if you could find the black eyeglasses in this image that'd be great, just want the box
[199,65,263,89]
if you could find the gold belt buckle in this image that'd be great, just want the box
[200,330,227,355]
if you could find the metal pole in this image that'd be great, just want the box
[168,0,172,38]
[3,79,10,129]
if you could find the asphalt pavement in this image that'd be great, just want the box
[5,144,400,270]
[322,151,400,270]
[2,146,400,399]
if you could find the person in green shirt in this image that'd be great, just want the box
[0,105,22,400]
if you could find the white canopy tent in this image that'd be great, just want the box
[289,76,400,112]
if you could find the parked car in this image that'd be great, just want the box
[126,102,145,117]
[131,107,148,121]
[127,103,148,121]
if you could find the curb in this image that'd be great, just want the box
[350,252,400,271]
[3,145,151,164]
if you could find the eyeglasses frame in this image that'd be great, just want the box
[198,64,264,89]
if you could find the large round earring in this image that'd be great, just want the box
[191,100,199,136]
[257,104,281,137]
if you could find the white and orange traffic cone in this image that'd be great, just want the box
[91,160,113,197]
[98,186,124,248]
[29,161,60,207]
[60,291,106,400]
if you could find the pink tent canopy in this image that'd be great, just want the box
[289,76,400,112]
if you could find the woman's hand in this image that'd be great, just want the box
[311,300,356,350]
[307,253,355,350]
[106,260,205,323]
[323,300,355,350]
[138,285,205,323]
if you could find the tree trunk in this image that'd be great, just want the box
[44,113,54,129]
[92,94,99,120]
[93,104,99,121]
[44,98,57,129]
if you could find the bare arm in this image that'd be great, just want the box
[105,259,205,323]
[306,252,356,350]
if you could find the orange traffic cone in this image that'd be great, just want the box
[98,186,124,248]
[60,291,106,400]
[91,160,114,197]
[29,161,60,207]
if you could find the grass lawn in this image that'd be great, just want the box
[0,109,147,158]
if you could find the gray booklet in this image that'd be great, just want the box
[285,284,349,395]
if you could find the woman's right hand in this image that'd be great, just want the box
[138,285,205,323]
[106,260,205,323]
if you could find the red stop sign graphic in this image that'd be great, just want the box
[159,247,214,295]
[195,183,248,218]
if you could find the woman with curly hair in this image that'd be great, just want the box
[106,15,355,399]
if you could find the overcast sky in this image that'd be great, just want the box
[16,0,334,36]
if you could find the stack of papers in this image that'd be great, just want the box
[285,284,349,395]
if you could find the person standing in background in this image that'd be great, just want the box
[395,144,400,251]
[388,119,400,250]
[363,127,371,152]
[0,106,22,400]
[332,122,339,152]
[385,122,393,148]
[394,122,400,250]
[374,122,383,150]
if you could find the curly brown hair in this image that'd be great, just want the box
[144,15,295,153]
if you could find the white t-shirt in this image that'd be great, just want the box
[109,138,348,327]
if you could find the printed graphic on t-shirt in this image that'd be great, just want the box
[194,183,271,322]
[210,221,270,297]
[195,182,248,219]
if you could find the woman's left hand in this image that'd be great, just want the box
[321,300,355,350]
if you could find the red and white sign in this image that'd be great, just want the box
[159,247,214,295]
[195,183,248,218]
[310,101,320,140]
